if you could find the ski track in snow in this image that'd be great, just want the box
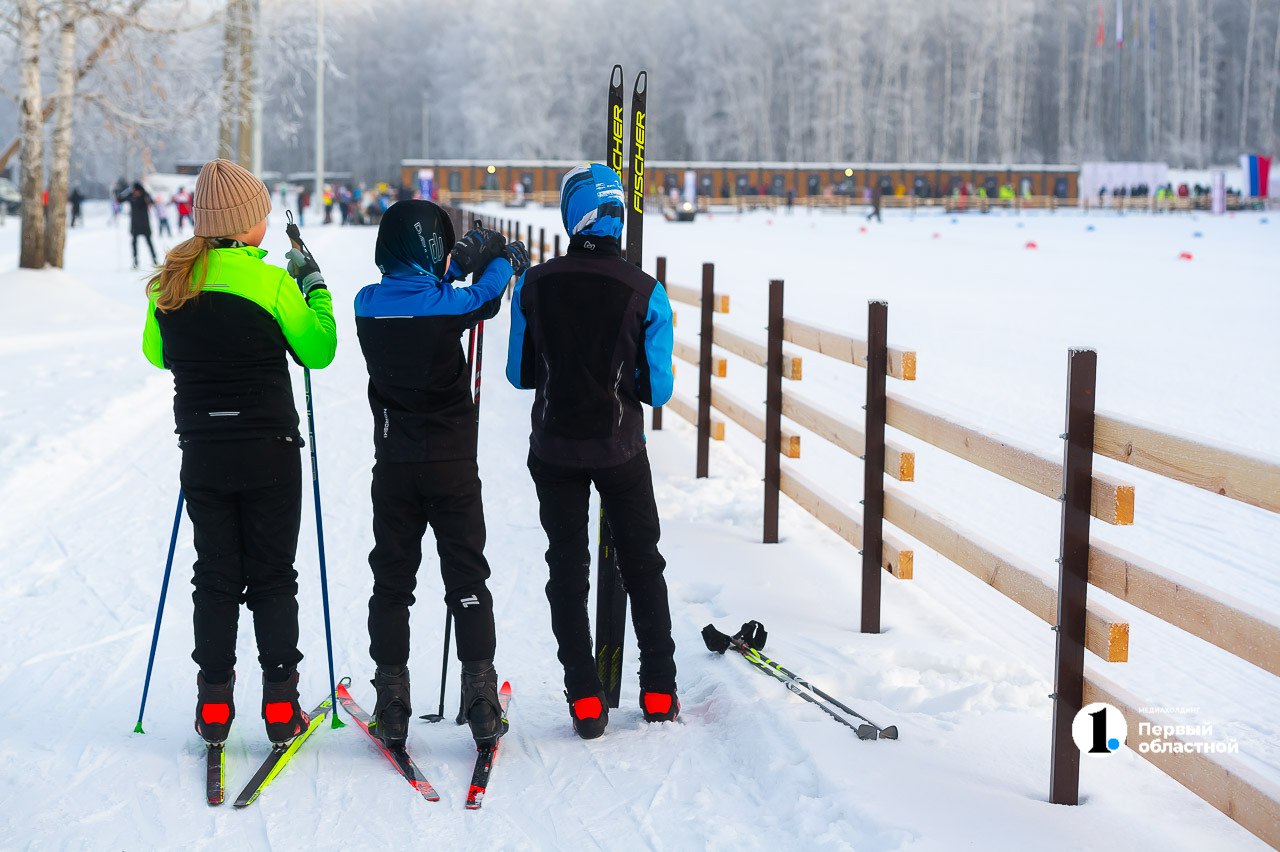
[0,203,1274,850]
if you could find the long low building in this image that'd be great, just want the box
[399,159,1079,201]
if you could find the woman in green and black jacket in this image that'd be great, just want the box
[142,159,337,746]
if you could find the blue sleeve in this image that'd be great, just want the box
[506,271,532,389]
[642,283,674,406]
[435,257,513,315]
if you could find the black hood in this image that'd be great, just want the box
[375,200,456,279]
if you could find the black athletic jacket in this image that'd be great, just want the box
[353,260,511,462]
[505,236,674,468]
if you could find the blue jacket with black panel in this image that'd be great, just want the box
[506,164,674,468]
[354,201,512,463]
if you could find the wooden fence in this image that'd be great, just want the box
[446,204,1280,849]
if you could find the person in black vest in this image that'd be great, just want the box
[506,163,677,739]
[353,201,529,748]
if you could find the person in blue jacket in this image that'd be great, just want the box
[354,200,529,749]
[506,163,677,739]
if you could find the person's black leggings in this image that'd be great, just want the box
[527,449,675,697]
[132,232,157,266]
[367,459,496,667]
[180,437,303,678]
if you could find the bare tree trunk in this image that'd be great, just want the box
[218,0,240,161]
[18,0,45,270]
[0,0,148,174]
[1239,0,1257,149]
[237,0,254,167]
[1266,4,1280,152]
[45,7,78,269]
[1170,0,1183,159]
[1057,4,1071,159]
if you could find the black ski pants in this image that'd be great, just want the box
[132,232,157,266]
[527,449,676,697]
[180,438,303,677]
[368,459,496,667]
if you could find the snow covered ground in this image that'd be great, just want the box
[0,202,1275,850]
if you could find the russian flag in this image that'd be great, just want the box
[1240,154,1271,197]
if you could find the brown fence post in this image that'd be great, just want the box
[763,279,784,543]
[539,227,546,262]
[554,234,561,257]
[861,300,888,633]
[527,223,533,254]
[1049,348,1098,807]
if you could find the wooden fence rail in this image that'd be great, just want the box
[674,339,726,377]
[1094,412,1280,515]
[710,386,801,458]
[665,392,724,440]
[783,318,917,381]
[885,392,1135,526]
[780,467,913,579]
[781,391,915,481]
[1084,674,1280,849]
[713,326,803,379]
[882,485,1129,662]
[1088,540,1280,678]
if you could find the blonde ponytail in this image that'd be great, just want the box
[148,236,215,311]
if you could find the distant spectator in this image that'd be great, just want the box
[117,181,158,269]
[173,187,194,232]
[68,186,84,227]
[154,194,173,237]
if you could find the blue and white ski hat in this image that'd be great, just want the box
[560,163,624,239]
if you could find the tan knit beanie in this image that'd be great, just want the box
[193,158,272,237]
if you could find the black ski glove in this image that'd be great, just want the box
[733,621,768,651]
[504,240,531,277]
[702,624,732,655]
[449,226,507,279]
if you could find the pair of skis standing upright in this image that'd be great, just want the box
[206,66,646,811]
[595,63,649,710]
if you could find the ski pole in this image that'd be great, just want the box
[134,489,185,734]
[420,610,453,722]
[424,318,486,724]
[703,623,898,740]
[741,642,897,739]
[287,210,344,730]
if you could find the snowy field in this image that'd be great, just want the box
[0,201,1276,851]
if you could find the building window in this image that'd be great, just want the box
[447,172,461,193]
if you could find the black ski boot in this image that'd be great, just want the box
[261,667,309,744]
[460,660,508,747]
[566,689,609,740]
[371,666,411,748]
[195,670,235,744]
[640,687,680,723]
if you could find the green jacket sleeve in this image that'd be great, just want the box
[142,301,167,369]
[273,272,338,369]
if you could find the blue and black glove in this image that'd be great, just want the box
[448,226,507,280]
[504,240,531,278]
[286,248,327,298]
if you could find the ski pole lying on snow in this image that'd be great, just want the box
[134,489,185,733]
[703,621,898,741]
[285,211,344,730]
